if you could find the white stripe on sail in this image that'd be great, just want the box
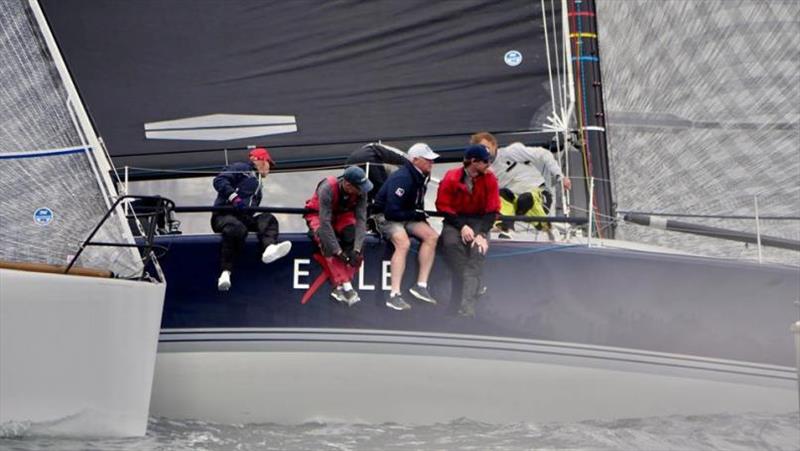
[144,114,298,140]
[145,124,298,141]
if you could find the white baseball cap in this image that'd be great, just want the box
[407,143,440,160]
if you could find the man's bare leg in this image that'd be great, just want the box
[409,222,439,285]
[389,229,410,295]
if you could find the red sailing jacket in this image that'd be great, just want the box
[435,167,500,233]
[304,177,359,216]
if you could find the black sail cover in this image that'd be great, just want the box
[40,0,558,179]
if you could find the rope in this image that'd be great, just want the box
[407,242,585,259]
[486,243,585,259]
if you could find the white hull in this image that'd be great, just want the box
[0,268,165,436]
[151,329,797,424]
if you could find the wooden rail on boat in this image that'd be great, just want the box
[0,260,113,278]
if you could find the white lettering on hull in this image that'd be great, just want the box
[293,259,311,289]
[292,258,391,291]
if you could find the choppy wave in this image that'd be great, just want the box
[1,412,797,451]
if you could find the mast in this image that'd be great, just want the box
[566,0,614,238]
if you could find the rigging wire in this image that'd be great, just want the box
[617,210,800,221]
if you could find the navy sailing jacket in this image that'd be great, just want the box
[373,160,427,222]
[212,162,263,209]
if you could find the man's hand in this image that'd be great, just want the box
[347,249,364,267]
[562,176,572,191]
[231,196,246,209]
[334,250,350,264]
[460,225,475,244]
[472,234,489,255]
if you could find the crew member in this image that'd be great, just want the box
[372,143,440,311]
[435,145,500,318]
[211,147,292,291]
[304,166,371,306]
[470,132,571,237]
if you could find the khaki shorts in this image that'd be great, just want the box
[372,213,424,240]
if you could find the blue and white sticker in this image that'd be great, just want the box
[394,187,405,197]
[33,207,54,226]
[504,50,523,67]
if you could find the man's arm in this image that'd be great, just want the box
[435,174,466,230]
[212,163,245,202]
[477,174,501,235]
[315,183,342,256]
[353,194,368,252]
[383,175,415,222]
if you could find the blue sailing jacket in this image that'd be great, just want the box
[212,162,263,209]
[372,160,427,222]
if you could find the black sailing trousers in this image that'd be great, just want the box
[211,212,279,272]
[440,223,486,314]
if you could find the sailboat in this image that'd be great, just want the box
[19,0,800,426]
[0,0,165,436]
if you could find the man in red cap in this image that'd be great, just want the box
[211,147,292,291]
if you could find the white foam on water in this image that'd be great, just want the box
[0,412,797,451]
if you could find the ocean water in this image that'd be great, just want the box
[1,412,798,451]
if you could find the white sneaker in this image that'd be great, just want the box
[262,241,292,264]
[217,270,231,291]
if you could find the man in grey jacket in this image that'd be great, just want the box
[303,166,371,305]
[470,132,571,237]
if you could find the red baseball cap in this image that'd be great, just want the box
[249,147,275,166]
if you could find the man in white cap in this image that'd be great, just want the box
[372,143,440,310]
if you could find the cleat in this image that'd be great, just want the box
[385,293,411,311]
[408,285,437,304]
[262,241,292,264]
[217,270,231,291]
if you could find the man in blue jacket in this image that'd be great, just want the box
[372,143,440,310]
[211,147,292,291]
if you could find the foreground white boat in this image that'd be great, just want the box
[0,268,165,436]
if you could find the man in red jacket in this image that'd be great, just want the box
[435,145,500,318]
[304,166,371,306]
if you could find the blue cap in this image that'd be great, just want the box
[464,144,491,162]
[342,166,374,194]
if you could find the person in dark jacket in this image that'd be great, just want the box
[345,142,408,213]
[435,144,500,318]
[211,147,292,291]
[304,166,371,306]
[372,143,441,310]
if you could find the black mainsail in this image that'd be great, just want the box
[41,0,568,177]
